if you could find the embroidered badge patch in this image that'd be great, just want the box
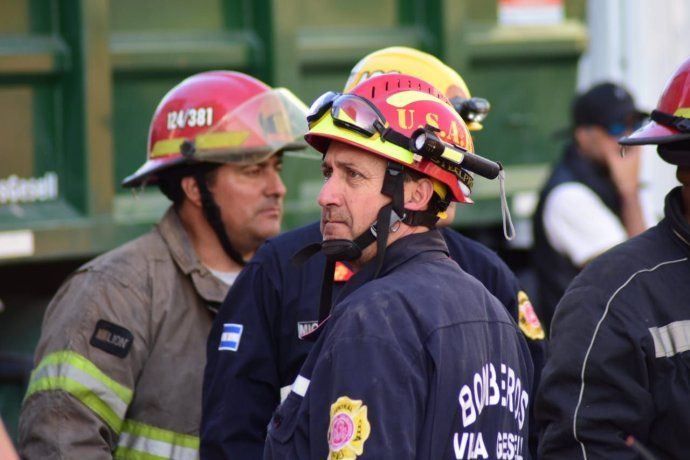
[90,320,134,358]
[517,290,545,340]
[327,396,370,459]
[297,321,319,339]
[218,323,243,351]
[333,262,354,283]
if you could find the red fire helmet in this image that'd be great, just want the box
[620,57,690,146]
[123,70,307,187]
[305,74,478,203]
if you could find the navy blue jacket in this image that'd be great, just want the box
[201,222,545,459]
[537,187,690,459]
[263,230,533,459]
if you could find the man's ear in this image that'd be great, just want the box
[180,176,203,208]
[404,177,434,211]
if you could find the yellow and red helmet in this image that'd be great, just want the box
[123,70,307,187]
[344,46,490,130]
[306,74,483,203]
[620,57,690,146]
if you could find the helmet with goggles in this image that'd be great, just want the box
[298,74,504,331]
[344,46,490,130]
[306,74,501,205]
[620,57,690,165]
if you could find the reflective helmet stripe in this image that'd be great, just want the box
[25,350,133,433]
[114,419,199,460]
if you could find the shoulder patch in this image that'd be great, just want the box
[328,396,370,459]
[334,262,354,283]
[219,323,243,351]
[90,320,134,358]
[517,291,545,340]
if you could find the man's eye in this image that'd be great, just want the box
[347,169,362,179]
[322,168,332,179]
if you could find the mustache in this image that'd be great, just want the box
[257,197,283,213]
[321,206,351,225]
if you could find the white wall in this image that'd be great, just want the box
[578,0,690,220]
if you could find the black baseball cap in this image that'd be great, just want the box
[572,82,648,129]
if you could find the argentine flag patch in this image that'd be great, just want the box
[219,323,243,351]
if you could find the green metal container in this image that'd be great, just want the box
[0,0,586,441]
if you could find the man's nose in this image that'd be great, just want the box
[266,168,287,198]
[318,174,343,208]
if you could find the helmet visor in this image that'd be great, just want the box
[191,88,309,164]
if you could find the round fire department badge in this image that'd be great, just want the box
[327,396,370,459]
[517,290,545,340]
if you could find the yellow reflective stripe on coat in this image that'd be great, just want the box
[24,350,133,433]
[115,419,199,460]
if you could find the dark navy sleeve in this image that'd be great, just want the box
[440,228,547,456]
[201,251,281,460]
[536,284,652,459]
[308,336,426,459]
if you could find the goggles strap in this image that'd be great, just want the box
[651,110,690,133]
[498,164,516,241]
[378,125,411,150]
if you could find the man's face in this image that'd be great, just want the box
[318,142,389,242]
[577,125,642,165]
[208,154,286,255]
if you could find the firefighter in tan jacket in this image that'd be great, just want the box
[18,71,307,459]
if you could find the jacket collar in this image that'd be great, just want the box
[665,186,690,254]
[157,207,229,306]
[334,229,449,306]
[302,229,449,342]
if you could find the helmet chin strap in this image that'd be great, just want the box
[194,172,247,267]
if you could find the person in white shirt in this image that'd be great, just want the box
[532,82,650,333]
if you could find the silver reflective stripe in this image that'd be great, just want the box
[280,385,292,402]
[117,432,199,460]
[292,374,310,397]
[32,361,128,420]
[649,320,690,358]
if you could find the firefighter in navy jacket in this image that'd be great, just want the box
[201,48,545,460]
[263,74,532,459]
[202,224,544,459]
[536,57,690,459]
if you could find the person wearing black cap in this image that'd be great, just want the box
[532,82,650,333]
[535,58,690,459]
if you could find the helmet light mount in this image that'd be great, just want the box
[410,125,501,180]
